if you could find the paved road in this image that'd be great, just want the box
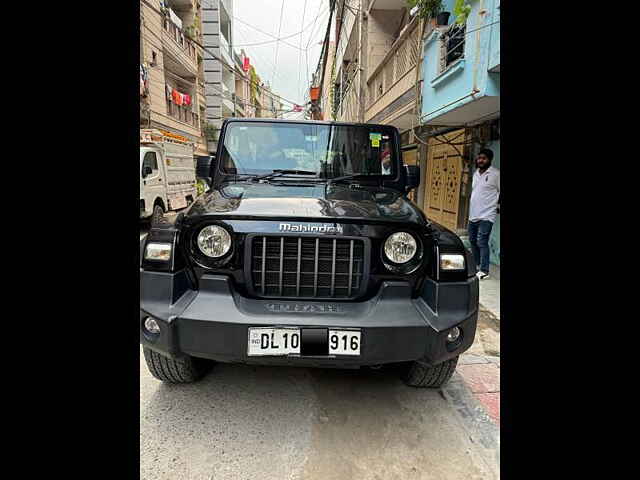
[139,226,500,480]
[141,351,499,480]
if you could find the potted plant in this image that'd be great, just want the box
[407,0,447,24]
[436,10,451,26]
[453,0,472,25]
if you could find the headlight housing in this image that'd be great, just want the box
[144,242,172,261]
[384,232,418,264]
[440,253,465,271]
[197,225,232,258]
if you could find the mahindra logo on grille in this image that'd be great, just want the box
[265,303,343,313]
[279,223,344,234]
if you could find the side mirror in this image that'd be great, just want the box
[405,165,420,191]
[196,155,216,185]
[142,165,152,178]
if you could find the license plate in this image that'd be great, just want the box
[328,330,361,356]
[248,327,301,356]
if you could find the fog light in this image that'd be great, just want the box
[144,317,160,335]
[446,327,461,343]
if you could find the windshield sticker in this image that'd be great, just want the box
[305,136,318,142]
[369,133,382,147]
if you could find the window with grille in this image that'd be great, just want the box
[440,24,466,73]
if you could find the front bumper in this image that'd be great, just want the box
[140,271,479,368]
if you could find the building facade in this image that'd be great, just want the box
[141,0,288,159]
[140,0,208,156]
[201,0,237,153]
[419,0,500,264]
[262,84,283,119]
[233,49,255,118]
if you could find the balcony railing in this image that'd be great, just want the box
[366,18,421,110]
[163,17,198,61]
[166,99,200,128]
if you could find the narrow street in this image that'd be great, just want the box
[139,0,502,476]
[139,228,501,480]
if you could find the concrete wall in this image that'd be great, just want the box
[488,0,500,71]
[420,0,499,123]
[367,9,406,75]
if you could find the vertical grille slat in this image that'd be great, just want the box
[279,237,284,296]
[330,239,336,297]
[261,236,266,295]
[251,235,365,299]
[313,238,319,297]
[348,239,354,297]
[296,238,302,296]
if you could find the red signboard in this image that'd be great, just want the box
[243,57,250,72]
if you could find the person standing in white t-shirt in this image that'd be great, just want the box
[468,148,500,279]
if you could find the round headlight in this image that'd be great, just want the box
[197,225,232,258]
[384,232,417,264]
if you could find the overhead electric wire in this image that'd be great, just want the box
[234,22,283,85]
[305,0,326,50]
[223,0,328,109]
[297,0,308,101]
[307,0,337,117]
[272,0,286,85]
[302,0,327,98]
[230,13,303,51]
[229,5,328,47]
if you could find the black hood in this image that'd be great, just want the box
[184,182,428,225]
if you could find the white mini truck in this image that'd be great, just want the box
[140,129,198,223]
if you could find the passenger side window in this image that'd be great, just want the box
[142,152,159,177]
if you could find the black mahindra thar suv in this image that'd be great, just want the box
[140,119,479,388]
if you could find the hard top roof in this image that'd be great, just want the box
[222,117,398,132]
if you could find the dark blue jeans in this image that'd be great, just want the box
[468,220,493,273]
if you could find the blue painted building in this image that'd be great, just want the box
[419,0,500,264]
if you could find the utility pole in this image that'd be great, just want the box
[357,0,366,123]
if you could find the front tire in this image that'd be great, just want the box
[401,356,459,388]
[143,347,212,384]
[151,204,164,225]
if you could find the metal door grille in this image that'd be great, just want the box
[250,236,365,299]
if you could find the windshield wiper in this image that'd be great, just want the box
[249,169,318,182]
[326,173,361,186]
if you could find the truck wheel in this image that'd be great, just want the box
[401,356,459,388]
[151,204,164,225]
[143,347,212,383]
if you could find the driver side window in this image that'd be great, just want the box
[142,152,159,177]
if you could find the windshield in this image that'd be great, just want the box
[219,122,397,179]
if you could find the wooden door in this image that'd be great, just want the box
[423,130,465,231]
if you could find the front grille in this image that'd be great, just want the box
[250,236,366,299]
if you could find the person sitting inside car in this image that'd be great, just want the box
[380,142,392,175]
